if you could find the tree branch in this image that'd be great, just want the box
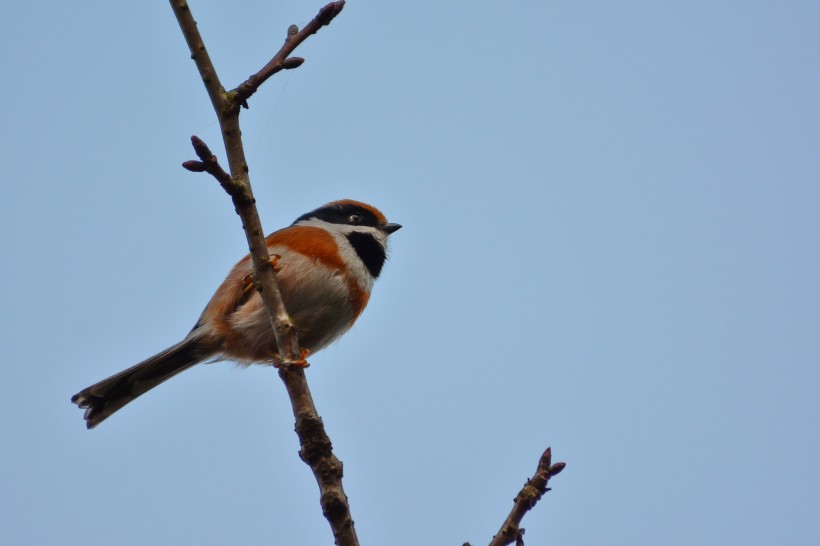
[170,0,229,117]
[182,135,232,188]
[170,2,357,545]
[233,1,345,106]
[466,448,566,546]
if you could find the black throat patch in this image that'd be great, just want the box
[346,232,387,278]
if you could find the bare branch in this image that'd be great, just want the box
[278,365,357,543]
[182,135,233,189]
[171,5,563,546]
[233,1,346,105]
[476,448,566,546]
[168,1,229,116]
[169,2,357,545]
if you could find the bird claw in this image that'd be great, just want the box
[272,348,311,368]
[241,255,283,295]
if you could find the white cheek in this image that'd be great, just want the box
[294,219,387,289]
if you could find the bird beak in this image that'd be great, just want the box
[381,223,402,234]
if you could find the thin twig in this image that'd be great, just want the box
[478,448,566,546]
[170,2,357,545]
[233,1,345,106]
[182,136,232,188]
[170,1,228,117]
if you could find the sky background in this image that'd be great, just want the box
[1,1,819,545]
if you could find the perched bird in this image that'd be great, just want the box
[72,200,401,429]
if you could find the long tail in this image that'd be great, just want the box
[71,338,210,429]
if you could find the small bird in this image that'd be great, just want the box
[72,200,401,429]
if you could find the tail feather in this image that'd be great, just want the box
[71,338,209,429]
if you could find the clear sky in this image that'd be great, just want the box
[1,1,818,545]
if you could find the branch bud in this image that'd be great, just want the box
[541,447,552,468]
[283,57,305,70]
[182,160,206,172]
[548,462,566,476]
[190,135,212,159]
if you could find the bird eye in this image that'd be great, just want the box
[348,214,362,223]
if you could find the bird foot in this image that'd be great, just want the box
[273,348,311,368]
[241,255,283,295]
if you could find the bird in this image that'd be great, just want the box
[71,199,401,429]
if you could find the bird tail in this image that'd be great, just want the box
[71,338,210,429]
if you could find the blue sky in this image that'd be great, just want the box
[1,1,819,544]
